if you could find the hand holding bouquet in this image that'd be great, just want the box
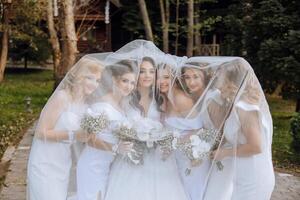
[172,128,219,174]
[113,117,173,165]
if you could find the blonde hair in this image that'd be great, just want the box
[241,76,261,105]
[61,57,104,98]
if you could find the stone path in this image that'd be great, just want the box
[0,123,300,200]
[0,124,34,200]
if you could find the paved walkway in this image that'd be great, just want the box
[0,123,300,200]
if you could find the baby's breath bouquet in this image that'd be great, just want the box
[80,108,110,134]
[172,128,219,174]
[114,118,173,165]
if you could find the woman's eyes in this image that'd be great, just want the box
[121,79,129,83]
[86,76,97,82]
[121,79,135,85]
[183,75,191,80]
[184,75,200,79]
[140,70,155,74]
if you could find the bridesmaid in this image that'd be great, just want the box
[204,62,275,200]
[76,61,137,200]
[162,63,211,200]
[135,57,159,118]
[27,58,103,200]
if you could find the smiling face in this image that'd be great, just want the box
[138,60,155,88]
[183,68,206,95]
[82,71,102,95]
[157,68,171,94]
[115,72,136,97]
[72,59,103,96]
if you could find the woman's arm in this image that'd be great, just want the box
[213,109,262,160]
[35,91,71,142]
[87,134,114,151]
[87,134,133,155]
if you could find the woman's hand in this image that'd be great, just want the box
[87,133,97,147]
[115,141,133,156]
[190,159,202,167]
[159,146,172,161]
[210,149,228,161]
[75,130,89,142]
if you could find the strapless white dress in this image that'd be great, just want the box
[165,115,211,200]
[27,103,85,200]
[203,101,275,200]
[76,102,126,200]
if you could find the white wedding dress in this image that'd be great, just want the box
[203,100,275,200]
[165,114,211,200]
[27,103,85,200]
[76,102,126,200]
[104,101,188,200]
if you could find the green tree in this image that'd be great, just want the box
[9,0,51,68]
[0,0,11,82]
[221,0,300,111]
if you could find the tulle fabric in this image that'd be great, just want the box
[26,40,274,200]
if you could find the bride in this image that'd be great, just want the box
[104,55,188,200]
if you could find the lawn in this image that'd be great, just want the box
[0,68,53,158]
[268,96,300,174]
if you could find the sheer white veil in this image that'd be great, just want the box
[27,40,274,200]
[158,54,274,199]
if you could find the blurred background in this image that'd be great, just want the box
[0,0,299,190]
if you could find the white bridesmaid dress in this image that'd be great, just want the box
[165,114,211,200]
[27,103,85,200]
[203,100,275,200]
[76,102,126,200]
[104,101,188,200]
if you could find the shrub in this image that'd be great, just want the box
[291,113,300,152]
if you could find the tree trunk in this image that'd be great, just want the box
[194,2,201,55]
[271,82,284,97]
[24,55,28,69]
[159,0,169,52]
[0,3,10,82]
[296,98,300,113]
[46,0,61,80]
[174,0,179,55]
[186,0,194,57]
[56,0,78,86]
[137,0,154,41]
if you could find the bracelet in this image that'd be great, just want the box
[68,131,75,143]
[112,143,119,156]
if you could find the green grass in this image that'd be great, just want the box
[0,68,53,157]
[267,96,300,173]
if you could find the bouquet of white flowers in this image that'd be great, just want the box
[172,128,219,174]
[114,117,173,165]
[80,108,110,134]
